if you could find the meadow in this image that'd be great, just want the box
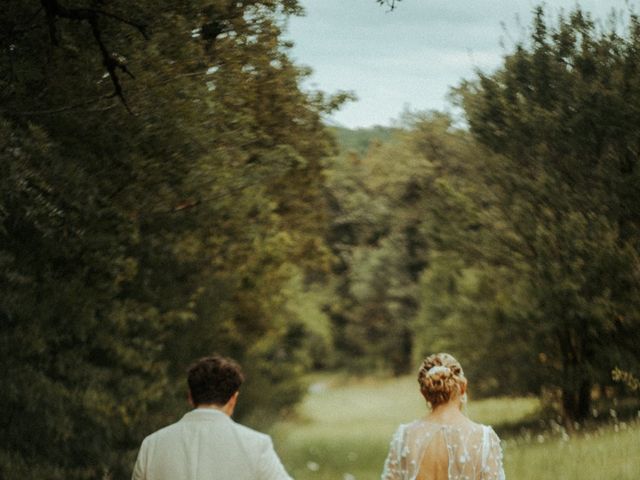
[271,375,640,480]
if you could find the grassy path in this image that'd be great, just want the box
[270,375,640,480]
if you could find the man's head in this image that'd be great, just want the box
[187,355,244,408]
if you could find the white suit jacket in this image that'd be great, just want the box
[132,408,293,480]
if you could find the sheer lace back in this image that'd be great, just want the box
[381,420,505,480]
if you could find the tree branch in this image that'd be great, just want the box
[0,69,210,116]
[39,0,148,110]
[377,0,401,11]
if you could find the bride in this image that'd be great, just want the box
[381,353,505,480]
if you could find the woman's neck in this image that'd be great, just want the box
[426,399,467,425]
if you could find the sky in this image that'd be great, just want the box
[286,0,632,128]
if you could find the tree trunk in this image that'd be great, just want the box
[562,377,591,429]
[558,325,593,427]
[391,326,413,375]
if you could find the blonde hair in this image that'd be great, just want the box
[418,353,465,407]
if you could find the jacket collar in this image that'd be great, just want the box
[181,408,230,422]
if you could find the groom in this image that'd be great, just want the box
[132,355,293,480]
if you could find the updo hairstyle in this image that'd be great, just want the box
[418,353,465,407]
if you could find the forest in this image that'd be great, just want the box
[1,1,640,478]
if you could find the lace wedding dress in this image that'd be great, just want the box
[381,420,505,480]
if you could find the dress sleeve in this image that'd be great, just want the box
[481,427,505,480]
[257,435,294,480]
[381,424,406,480]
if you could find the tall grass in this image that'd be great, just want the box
[505,425,640,479]
[270,375,640,480]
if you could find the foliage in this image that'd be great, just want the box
[322,124,427,374]
[0,0,343,477]
[318,6,640,424]
[326,16,640,417]
[447,6,640,421]
[612,368,640,392]
[330,125,399,157]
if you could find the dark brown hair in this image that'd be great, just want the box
[187,355,244,406]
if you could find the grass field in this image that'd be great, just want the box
[270,375,640,480]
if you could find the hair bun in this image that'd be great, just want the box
[418,353,465,407]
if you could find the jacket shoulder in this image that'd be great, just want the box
[231,420,272,445]
[140,419,185,445]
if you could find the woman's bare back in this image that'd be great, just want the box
[381,419,504,480]
[415,428,448,480]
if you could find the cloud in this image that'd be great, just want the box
[288,0,631,127]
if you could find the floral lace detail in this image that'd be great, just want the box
[381,420,505,480]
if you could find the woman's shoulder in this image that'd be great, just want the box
[466,421,502,446]
[470,421,501,435]
[391,419,442,439]
[398,418,500,438]
[467,419,491,430]
[403,417,479,432]
[475,422,500,435]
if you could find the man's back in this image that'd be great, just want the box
[132,409,292,480]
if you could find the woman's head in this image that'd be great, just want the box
[418,353,466,408]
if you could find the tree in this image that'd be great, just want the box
[379,113,541,396]
[1,0,342,477]
[447,6,640,422]
[323,123,430,374]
